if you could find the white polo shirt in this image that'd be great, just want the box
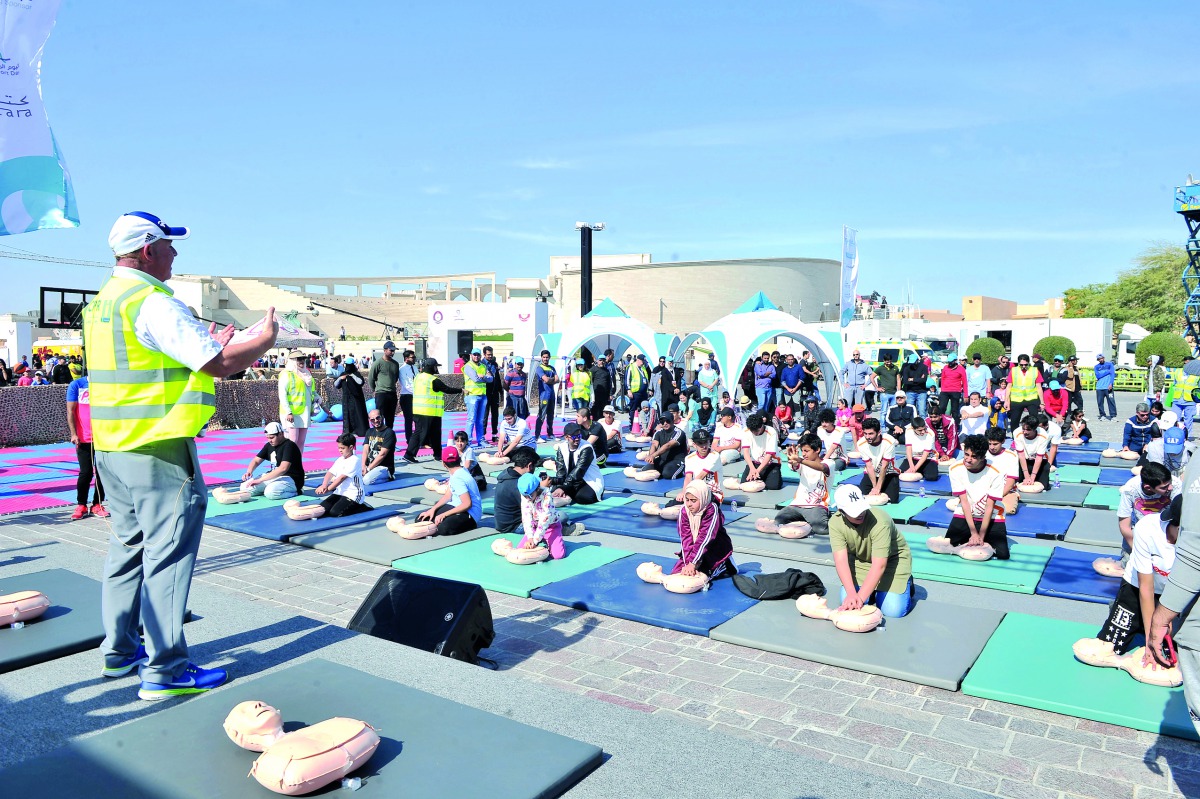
[856,434,898,475]
[1013,431,1050,458]
[986,448,1020,483]
[905,426,935,456]
[949,462,1004,521]
[117,267,222,372]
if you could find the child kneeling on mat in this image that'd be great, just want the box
[288,433,371,519]
[499,472,566,561]
[755,434,829,538]
[638,480,736,593]
[828,484,913,617]
[392,445,482,539]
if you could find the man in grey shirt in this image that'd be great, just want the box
[367,341,400,429]
[397,349,418,440]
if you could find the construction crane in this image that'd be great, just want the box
[1178,176,1200,354]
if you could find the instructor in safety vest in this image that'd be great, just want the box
[402,357,463,462]
[1005,353,1043,434]
[84,212,277,700]
[626,353,650,412]
[571,357,592,410]
[1174,358,1200,437]
[463,347,492,447]
[278,349,314,452]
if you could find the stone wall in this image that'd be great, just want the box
[0,374,467,447]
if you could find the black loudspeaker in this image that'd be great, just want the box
[414,338,428,362]
[455,330,474,358]
[347,570,494,663]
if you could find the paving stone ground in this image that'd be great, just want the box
[3,392,1195,798]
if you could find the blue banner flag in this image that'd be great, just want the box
[839,226,858,328]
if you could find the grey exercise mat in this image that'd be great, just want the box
[725,522,836,566]
[1063,508,1124,549]
[1020,483,1091,507]
[1,658,603,799]
[0,568,102,673]
[371,485,441,505]
[699,486,796,510]
[711,597,1005,691]
[292,517,499,565]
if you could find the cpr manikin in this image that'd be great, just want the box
[924,536,995,561]
[1072,639,1182,687]
[223,702,380,796]
[283,498,327,520]
[796,594,883,632]
[1102,448,1142,461]
[386,513,437,539]
[0,590,50,626]
[213,482,257,504]
[638,480,736,593]
[492,473,566,563]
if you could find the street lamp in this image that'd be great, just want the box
[575,222,605,317]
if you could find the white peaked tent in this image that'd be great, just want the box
[675,292,844,399]
[230,315,324,350]
[531,298,678,362]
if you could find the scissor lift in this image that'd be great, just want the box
[1178,181,1200,354]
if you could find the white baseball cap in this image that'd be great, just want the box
[834,484,871,518]
[264,421,285,435]
[109,211,190,256]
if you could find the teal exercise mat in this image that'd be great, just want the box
[292,516,498,566]
[393,533,633,598]
[0,568,101,674]
[0,658,605,798]
[711,597,1004,691]
[879,495,936,523]
[1050,465,1101,483]
[902,531,1053,594]
[1083,485,1121,510]
[961,613,1198,740]
[205,490,310,518]
[1062,508,1123,549]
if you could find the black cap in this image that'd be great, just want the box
[563,422,582,437]
[383,341,396,351]
[718,407,735,418]
[667,403,680,413]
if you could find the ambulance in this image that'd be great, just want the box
[856,338,958,368]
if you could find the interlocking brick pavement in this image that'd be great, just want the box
[3,486,1200,799]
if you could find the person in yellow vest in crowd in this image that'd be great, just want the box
[278,349,314,452]
[1172,358,1199,437]
[627,353,650,411]
[1005,353,1043,434]
[462,347,492,447]
[571,357,593,411]
[402,357,463,462]
[85,212,278,700]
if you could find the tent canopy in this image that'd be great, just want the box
[676,294,843,399]
[232,315,323,350]
[535,298,676,363]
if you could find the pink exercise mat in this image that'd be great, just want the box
[0,494,73,514]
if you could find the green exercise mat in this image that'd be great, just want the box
[711,598,1004,691]
[902,531,1053,594]
[1051,465,1100,483]
[204,490,308,518]
[1,658,604,798]
[881,495,937,523]
[961,613,1197,740]
[477,494,633,519]
[394,533,633,597]
[292,519,499,566]
[1084,485,1121,510]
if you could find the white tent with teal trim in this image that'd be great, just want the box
[675,292,844,400]
[532,298,678,362]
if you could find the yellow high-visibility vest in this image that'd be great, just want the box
[572,368,592,399]
[1009,366,1039,402]
[413,372,443,417]
[279,370,308,417]
[81,275,215,451]
[463,361,487,396]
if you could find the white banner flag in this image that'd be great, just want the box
[0,0,77,236]
[839,226,858,328]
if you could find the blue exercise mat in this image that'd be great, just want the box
[581,505,748,542]
[530,554,758,635]
[362,472,436,496]
[1035,546,1122,605]
[603,472,685,494]
[1059,441,1110,452]
[911,503,1075,538]
[205,503,401,541]
[1098,467,1133,486]
[898,473,953,495]
[1055,450,1102,466]
[602,450,643,467]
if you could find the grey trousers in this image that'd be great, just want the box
[96,438,206,683]
[1180,644,1200,737]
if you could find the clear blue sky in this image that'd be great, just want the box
[4,1,1195,316]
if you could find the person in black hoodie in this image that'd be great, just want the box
[899,354,930,418]
[492,446,539,535]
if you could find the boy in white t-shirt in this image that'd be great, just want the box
[739,413,782,491]
[598,406,625,454]
[855,418,899,504]
[647,430,726,519]
[1040,412,1062,469]
[945,434,1009,559]
[815,409,846,472]
[984,426,1021,515]
[311,433,371,517]
[1013,418,1051,491]
[755,433,830,538]
[1091,495,1181,665]
[898,416,938,482]
[712,408,745,465]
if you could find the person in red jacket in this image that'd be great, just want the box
[927,401,959,463]
[1041,380,1070,425]
[936,355,968,424]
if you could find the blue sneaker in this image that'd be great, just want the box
[101,645,148,678]
[138,663,228,701]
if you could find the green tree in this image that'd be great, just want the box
[1032,335,1077,361]
[964,336,1006,365]
[1063,244,1187,334]
[1135,332,1191,368]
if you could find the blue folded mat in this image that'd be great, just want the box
[362,472,437,496]
[582,505,748,542]
[898,473,952,495]
[205,503,401,541]
[530,553,758,635]
[1059,441,1110,451]
[911,503,1075,538]
[603,473,685,494]
[1097,468,1133,486]
[1055,449,1102,465]
[1035,546,1122,604]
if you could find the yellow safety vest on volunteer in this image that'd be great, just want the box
[1009,365,1039,402]
[572,367,592,399]
[463,361,487,396]
[279,370,308,418]
[1179,371,1200,404]
[629,364,647,392]
[413,373,443,417]
[82,275,215,452]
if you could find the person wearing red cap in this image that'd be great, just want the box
[416,445,483,536]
